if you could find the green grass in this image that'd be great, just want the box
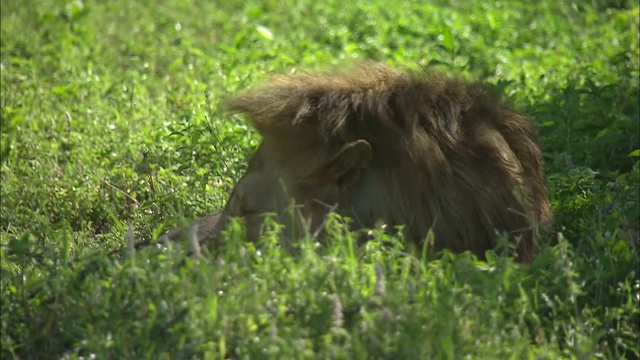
[1,0,639,358]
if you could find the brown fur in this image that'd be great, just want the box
[161,62,553,262]
[157,212,224,247]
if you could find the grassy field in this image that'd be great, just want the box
[1,0,639,358]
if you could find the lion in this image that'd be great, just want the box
[159,62,553,263]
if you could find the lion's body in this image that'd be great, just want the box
[161,62,553,262]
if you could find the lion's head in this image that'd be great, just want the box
[209,62,552,262]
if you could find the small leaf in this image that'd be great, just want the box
[596,128,609,138]
[629,149,640,157]
[485,250,498,264]
[53,85,69,95]
[441,23,454,52]
[189,47,205,57]
[612,239,630,255]
[168,57,184,72]
[256,25,273,40]
[218,44,238,54]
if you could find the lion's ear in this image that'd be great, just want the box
[326,140,372,189]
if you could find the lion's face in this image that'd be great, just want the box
[223,145,290,242]
[226,146,287,218]
[223,135,373,242]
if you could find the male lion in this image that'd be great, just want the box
[160,62,553,263]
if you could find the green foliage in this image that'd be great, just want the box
[1,0,638,358]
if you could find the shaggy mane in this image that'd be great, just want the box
[226,61,485,150]
[226,62,536,172]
